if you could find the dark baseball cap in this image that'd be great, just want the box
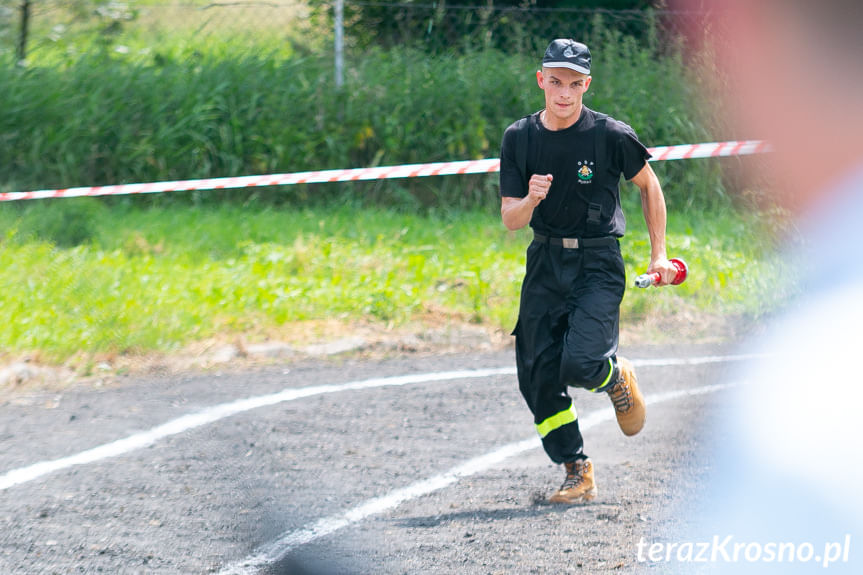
[542,39,591,75]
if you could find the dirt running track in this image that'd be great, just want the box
[0,343,747,574]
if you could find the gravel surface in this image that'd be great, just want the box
[0,343,743,574]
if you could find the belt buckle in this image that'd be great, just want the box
[562,238,579,249]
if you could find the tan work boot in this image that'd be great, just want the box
[607,357,646,436]
[549,459,597,504]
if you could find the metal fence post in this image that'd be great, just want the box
[334,0,344,89]
[17,0,31,63]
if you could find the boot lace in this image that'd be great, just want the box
[560,462,588,491]
[608,377,633,413]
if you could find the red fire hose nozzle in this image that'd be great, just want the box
[634,258,688,288]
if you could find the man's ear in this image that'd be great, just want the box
[536,69,545,90]
[584,76,592,92]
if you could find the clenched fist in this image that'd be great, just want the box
[527,173,553,206]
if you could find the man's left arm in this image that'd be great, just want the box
[629,162,678,286]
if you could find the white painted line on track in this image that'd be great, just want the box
[217,380,741,575]
[0,367,513,492]
[631,353,767,367]
[0,354,759,492]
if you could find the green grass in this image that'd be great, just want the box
[0,199,791,365]
[1,21,730,213]
[0,6,788,369]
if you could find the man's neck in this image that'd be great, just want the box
[541,104,583,131]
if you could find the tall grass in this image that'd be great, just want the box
[1,19,728,211]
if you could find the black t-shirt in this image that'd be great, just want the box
[499,106,650,238]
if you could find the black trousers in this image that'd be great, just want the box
[513,238,626,464]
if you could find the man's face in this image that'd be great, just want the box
[537,67,591,126]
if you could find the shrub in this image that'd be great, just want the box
[16,197,107,246]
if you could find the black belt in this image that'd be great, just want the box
[533,233,617,249]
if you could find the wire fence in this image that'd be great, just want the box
[0,1,316,61]
[1,1,719,62]
[338,1,708,54]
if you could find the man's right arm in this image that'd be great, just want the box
[501,174,552,230]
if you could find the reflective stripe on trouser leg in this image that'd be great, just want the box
[536,404,578,438]
[587,358,616,392]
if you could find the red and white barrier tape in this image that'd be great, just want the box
[649,139,769,161]
[0,140,769,202]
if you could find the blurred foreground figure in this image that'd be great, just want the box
[667,0,863,572]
